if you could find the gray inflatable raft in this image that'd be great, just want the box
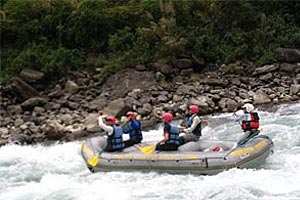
[81,135,273,175]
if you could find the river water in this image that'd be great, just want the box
[1,103,299,200]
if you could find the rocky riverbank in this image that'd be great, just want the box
[0,48,300,146]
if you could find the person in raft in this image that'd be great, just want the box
[233,103,260,145]
[179,105,202,145]
[122,111,143,148]
[98,111,125,152]
[156,112,180,151]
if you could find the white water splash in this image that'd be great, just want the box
[0,103,300,200]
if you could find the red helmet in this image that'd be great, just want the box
[126,111,135,117]
[189,105,199,114]
[162,112,173,122]
[106,115,116,125]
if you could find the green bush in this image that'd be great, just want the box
[1,0,299,82]
[1,42,85,83]
[226,64,239,74]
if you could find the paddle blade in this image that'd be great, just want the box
[88,155,99,167]
[138,145,155,155]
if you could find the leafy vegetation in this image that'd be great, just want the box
[1,0,299,83]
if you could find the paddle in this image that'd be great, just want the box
[137,145,156,155]
[88,155,99,167]
[238,129,260,145]
[87,149,105,167]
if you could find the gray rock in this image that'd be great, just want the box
[176,85,197,96]
[218,98,238,112]
[102,68,156,98]
[10,77,40,102]
[19,68,44,82]
[104,98,130,118]
[135,64,146,71]
[7,105,23,115]
[279,63,300,73]
[88,98,107,111]
[279,94,292,102]
[33,106,46,116]
[172,95,182,102]
[138,103,152,116]
[275,48,300,63]
[180,68,194,77]
[155,71,166,82]
[21,97,48,110]
[253,90,271,104]
[199,78,228,86]
[14,118,24,127]
[252,64,279,76]
[0,127,9,135]
[190,96,215,114]
[47,102,61,110]
[290,84,300,95]
[259,73,273,81]
[44,120,65,139]
[157,94,169,103]
[84,113,102,133]
[0,139,8,146]
[65,80,79,94]
[173,58,193,69]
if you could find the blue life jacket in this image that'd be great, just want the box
[108,125,124,150]
[186,115,202,136]
[124,120,143,141]
[165,122,180,145]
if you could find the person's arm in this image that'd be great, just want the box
[157,123,170,145]
[233,112,251,126]
[157,132,169,145]
[183,116,201,133]
[98,116,114,136]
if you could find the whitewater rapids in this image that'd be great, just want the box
[0,103,299,200]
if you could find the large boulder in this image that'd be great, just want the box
[9,78,40,102]
[84,113,102,133]
[252,64,279,76]
[19,68,44,83]
[218,98,238,112]
[64,80,79,94]
[104,98,131,118]
[290,84,300,95]
[189,96,215,114]
[279,63,300,74]
[275,48,300,63]
[7,105,23,115]
[21,97,48,110]
[43,120,65,140]
[172,58,193,69]
[88,98,107,111]
[102,68,156,98]
[253,90,271,105]
[199,78,228,87]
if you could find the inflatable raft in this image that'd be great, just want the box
[81,135,273,175]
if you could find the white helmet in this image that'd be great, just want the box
[242,103,254,112]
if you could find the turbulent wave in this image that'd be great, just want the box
[0,103,299,200]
